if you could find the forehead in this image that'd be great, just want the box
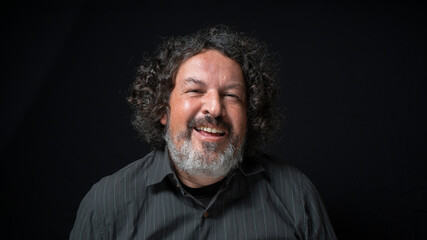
[175,50,244,87]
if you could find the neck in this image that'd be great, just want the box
[173,165,226,188]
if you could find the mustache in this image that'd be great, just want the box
[188,115,231,134]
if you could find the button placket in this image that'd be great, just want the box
[171,175,184,195]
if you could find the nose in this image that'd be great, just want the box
[201,91,224,118]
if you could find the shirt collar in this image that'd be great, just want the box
[146,146,175,187]
[238,156,265,176]
[145,146,266,187]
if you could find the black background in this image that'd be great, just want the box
[1,1,426,239]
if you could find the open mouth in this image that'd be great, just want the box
[194,126,226,136]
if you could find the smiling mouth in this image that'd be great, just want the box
[194,126,226,136]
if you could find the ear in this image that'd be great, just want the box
[160,114,167,125]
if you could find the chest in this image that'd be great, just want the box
[107,176,304,239]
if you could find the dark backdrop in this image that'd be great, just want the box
[1,1,426,239]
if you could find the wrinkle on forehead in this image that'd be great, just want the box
[176,50,244,88]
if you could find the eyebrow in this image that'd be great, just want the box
[184,77,206,86]
[224,83,245,91]
[185,78,244,89]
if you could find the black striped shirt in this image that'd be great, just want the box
[70,148,337,239]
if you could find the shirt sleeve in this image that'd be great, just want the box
[69,184,109,240]
[302,177,337,240]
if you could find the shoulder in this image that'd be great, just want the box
[71,151,160,239]
[256,154,337,239]
[257,153,312,188]
[94,150,157,190]
[254,153,325,207]
[89,150,158,204]
[77,150,159,221]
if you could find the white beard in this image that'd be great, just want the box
[165,125,244,178]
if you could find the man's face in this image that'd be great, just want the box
[161,50,247,177]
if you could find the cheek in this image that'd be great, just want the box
[170,99,198,126]
[182,100,194,111]
[240,114,248,136]
[230,107,247,134]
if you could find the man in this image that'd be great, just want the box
[70,25,337,239]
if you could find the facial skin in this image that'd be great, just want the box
[160,50,247,187]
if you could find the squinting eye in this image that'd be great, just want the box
[225,94,238,98]
[187,89,202,93]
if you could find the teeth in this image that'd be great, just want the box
[196,126,224,134]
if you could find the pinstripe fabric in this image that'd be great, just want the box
[70,148,337,239]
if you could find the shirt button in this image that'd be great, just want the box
[203,211,209,218]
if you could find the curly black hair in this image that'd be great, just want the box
[128,25,283,157]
